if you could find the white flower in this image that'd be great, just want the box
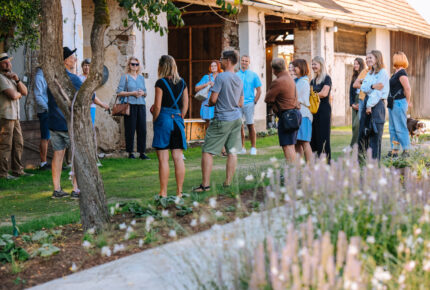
[342,146,352,153]
[215,211,223,217]
[113,244,125,253]
[378,177,388,186]
[175,196,182,204]
[267,191,276,199]
[115,203,120,209]
[280,187,287,193]
[236,238,245,248]
[138,239,143,247]
[423,260,430,271]
[209,198,217,208]
[168,230,177,238]
[366,236,375,244]
[119,223,126,230]
[328,174,334,181]
[101,246,111,257]
[382,215,388,222]
[82,240,92,249]
[367,163,374,169]
[373,266,391,282]
[398,274,405,284]
[190,219,197,227]
[414,228,422,235]
[124,232,130,240]
[343,179,349,188]
[192,201,199,208]
[110,207,115,216]
[145,216,154,231]
[296,189,303,197]
[284,194,290,202]
[126,226,134,233]
[405,261,416,272]
[245,174,254,182]
[267,168,274,178]
[270,157,278,163]
[425,204,430,213]
[70,262,78,272]
[347,205,354,213]
[130,219,136,226]
[260,172,266,179]
[348,245,358,255]
[199,215,207,224]
[417,237,424,244]
[87,228,95,235]
[406,235,414,248]
[161,210,170,217]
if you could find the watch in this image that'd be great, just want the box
[16,79,21,84]
[371,84,374,89]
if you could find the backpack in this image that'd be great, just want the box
[309,85,320,114]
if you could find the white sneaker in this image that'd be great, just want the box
[239,147,247,154]
[250,147,257,155]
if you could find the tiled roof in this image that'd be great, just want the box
[250,0,430,38]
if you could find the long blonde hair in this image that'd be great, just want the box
[126,56,141,74]
[312,56,327,84]
[369,50,385,74]
[158,55,181,84]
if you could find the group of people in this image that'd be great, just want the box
[0,46,414,200]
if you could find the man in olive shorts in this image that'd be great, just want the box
[194,50,244,192]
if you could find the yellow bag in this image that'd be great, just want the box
[309,87,320,114]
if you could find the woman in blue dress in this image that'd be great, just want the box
[195,61,223,124]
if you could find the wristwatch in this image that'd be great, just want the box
[16,79,21,84]
[370,84,374,89]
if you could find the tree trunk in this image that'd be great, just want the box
[40,0,110,230]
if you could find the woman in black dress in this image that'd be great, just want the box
[310,56,332,160]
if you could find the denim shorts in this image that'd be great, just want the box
[241,103,255,125]
[50,130,70,151]
[37,112,50,140]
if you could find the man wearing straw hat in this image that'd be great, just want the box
[0,52,30,180]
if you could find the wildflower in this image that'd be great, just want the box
[215,211,223,217]
[347,205,354,213]
[145,216,154,232]
[190,219,197,227]
[373,266,391,282]
[260,172,266,179]
[199,215,207,224]
[115,203,120,209]
[397,243,405,253]
[209,198,217,208]
[174,196,182,204]
[192,201,199,208]
[101,246,111,257]
[280,187,286,193]
[267,191,276,199]
[417,237,424,244]
[87,228,95,235]
[406,236,414,248]
[348,245,358,255]
[130,220,136,226]
[405,261,416,272]
[245,174,254,182]
[423,260,430,271]
[82,241,92,249]
[342,146,351,153]
[138,239,143,247]
[378,177,388,186]
[382,215,388,222]
[414,228,422,235]
[119,223,126,230]
[343,179,349,188]
[124,232,130,240]
[126,226,134,233]
[70,262,78,272]
[110,207,115,216]
[366,236,375,244]
[367,163,374,169]
[113,244,125,253]
[168,230,177,238]
[328,174,334,181]
[270,157,278,163]
[236,238,245,248]
[398,274,405,284]
[425,204,430,213]
[267,168,274,178]
[296,189,303,197]
[161,210,169,217]
[300,158,305,165]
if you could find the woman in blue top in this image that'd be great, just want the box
[292,59,313,163]
[116,57,149,160]
[151,55,189,198]
[195,61,223,123]
[358,50,390,160]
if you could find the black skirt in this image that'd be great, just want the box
[310,99,331,160]
[153,122,184,150]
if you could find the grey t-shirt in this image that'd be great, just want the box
[210,71,243,121]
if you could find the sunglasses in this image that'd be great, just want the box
[130,63,139,66]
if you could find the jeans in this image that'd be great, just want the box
[388,98,410,150]
[358,99,364,121]
[358,97,385,160]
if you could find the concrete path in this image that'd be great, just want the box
[31,206,289,290]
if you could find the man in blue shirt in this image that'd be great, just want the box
[48,47,81,199]
[236,55,262,155]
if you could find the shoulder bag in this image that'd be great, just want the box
[277,89,302,133]
[194,75,212,101]
[112,75,130,116]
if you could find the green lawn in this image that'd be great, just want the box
[0,128,390,234]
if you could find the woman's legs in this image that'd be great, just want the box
[136,105,147,154]
[171,149,185,197]
[302,141,313,163]
[282,145,296,163]
[124,105,137,154]
[295,143,304,157]
[156,150,169,197]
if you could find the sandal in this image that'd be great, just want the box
[193,184,211,192]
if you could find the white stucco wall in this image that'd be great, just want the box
[61,0,84,71]
[238,6,266,131]
[367,28,391,70]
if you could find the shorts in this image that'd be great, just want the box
[278,120,298,146]
[297,117,312,142]
[154,122,185,150]
[37,112,50,140]
[241,103,255,125]
[50,130,70,151]
[203,118,242,155]
[90,105,96,126]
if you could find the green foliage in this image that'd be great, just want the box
[0,234,29,264]
[0,0,40,50]
[143,229,158,244]
[31,230,49,242]
[33,243,60,257]
[176,205,193,217]
[123,201,161,219]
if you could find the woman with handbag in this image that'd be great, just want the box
[292,59,312,163]
[116,57,150,160]
[152,55,189,198]
[195,61,223,124]
[310,56,332,161]
[386,51,411,158]
[265,58,301,163]
[358,50,390,160]
[349,58,365,147]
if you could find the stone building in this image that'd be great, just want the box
[10,0,430,166]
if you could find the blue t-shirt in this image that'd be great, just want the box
[236,69,262,105]
[116,74,147,105]
[48,70,82,132]
[210,72,243,121]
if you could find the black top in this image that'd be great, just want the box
[311,75,332,104]
[349,80,359,107]
[389,69,407,99]
[155,78,187,109]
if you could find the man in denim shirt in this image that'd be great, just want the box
[34,67,51,170]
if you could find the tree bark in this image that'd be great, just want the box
[40,0,110,230]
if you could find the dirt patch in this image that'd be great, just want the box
[0,188,265,289]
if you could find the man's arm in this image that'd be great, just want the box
[34,73,49,111]
[2,88,22,100]
[254,86,262,104]
[208,91,219,106]
[264,80,279,104]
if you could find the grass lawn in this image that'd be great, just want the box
[0,127,390,234]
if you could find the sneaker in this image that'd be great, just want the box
[401,150,410,158]
[239,147,247,155]
[12,172,34,177]
[250,147,257,155]
[52,189,69,199]
[128,153,136,159]
[39,163,51,170]
[70,191,80,199]
[1,174,19,180]
[139,153,150,160]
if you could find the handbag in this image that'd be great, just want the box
[112,75,130,116]
[387,88,403,110]
[279,109,302,132]
[309,86,320,114]
[194,84,210,101]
